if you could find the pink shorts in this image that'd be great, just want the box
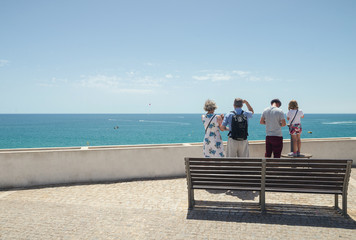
[289,123,302,135]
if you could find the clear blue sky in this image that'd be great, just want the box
[1,0,355,114]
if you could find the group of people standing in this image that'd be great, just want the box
[202,98,304,158]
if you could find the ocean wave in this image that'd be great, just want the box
[322,121,356,125]
[138,120,191,125]
[108,119,133,122]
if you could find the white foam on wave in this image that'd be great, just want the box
[322,121,356,125]
[109,119,133,122]
[138,120,191,125]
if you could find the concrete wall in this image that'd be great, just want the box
[0,137,355,189]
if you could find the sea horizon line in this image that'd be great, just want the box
[1,113,356,115]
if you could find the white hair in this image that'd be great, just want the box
[204,99,217,112]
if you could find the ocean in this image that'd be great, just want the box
[1,114,356,149]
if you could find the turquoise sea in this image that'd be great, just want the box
[1,114,356,149]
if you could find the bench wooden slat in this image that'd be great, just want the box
[266,167,346,173]
[189,157,262,162]
[266,172,345,177]
[192,177,343,187]
[191,170,262,175]
[192,177,343,186]
[191,176,343,186]
[190,166,261,171]
[266,179,343,185]
[193,185,262,191]
[265,183,343,190]
[189,158,350,162]
[189,162,262,166]
[192,176,261,182]
[265,187,342,194]
[191,173,343,181]
[192,181,342,191]
[266,163,348,168]
[191,173,261,179]
[266,176,344,181]
[193,173,261,178]
[192,181,261,187]
[266,159,349,163]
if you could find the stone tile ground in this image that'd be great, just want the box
[0,170,355,240]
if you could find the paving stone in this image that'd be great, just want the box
[0,170,355,239]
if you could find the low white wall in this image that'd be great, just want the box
[0,137,355,189]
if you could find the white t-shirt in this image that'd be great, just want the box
[287,109,304,125]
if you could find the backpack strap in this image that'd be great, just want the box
[231,110,244,115]
[228,111,236,136]
[205,114,216,134]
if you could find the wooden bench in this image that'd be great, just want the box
[185,157,353,216]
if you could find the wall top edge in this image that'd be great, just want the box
[0,137,355,154]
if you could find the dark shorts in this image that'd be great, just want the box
[265,136,283,158]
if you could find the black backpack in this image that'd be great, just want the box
[229,111,248,140]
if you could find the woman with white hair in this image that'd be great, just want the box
[202,99,225,157]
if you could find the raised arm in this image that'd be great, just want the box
[243,100,254,114]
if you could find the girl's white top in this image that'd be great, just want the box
[287,109,304,125]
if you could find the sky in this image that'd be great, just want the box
[0,0,355,114]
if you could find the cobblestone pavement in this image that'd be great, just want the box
[0,171,356,240]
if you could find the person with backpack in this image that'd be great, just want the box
[220,98,254,157]
[260,99,287,158]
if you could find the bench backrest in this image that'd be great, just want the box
[185,157,353,195]
[185,157,263,192]
[265,158,352,194]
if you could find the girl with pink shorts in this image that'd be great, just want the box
[287,100,304,157]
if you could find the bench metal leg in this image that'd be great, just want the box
[342,192,347,216]
[260,159,266,213]
[334,194,339,210]
[259,191,265,211]
[185,158,195,209]
[188,188,195,209]
[259,192,261,205]
[260,191,265,212]
[341,160,351,217]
